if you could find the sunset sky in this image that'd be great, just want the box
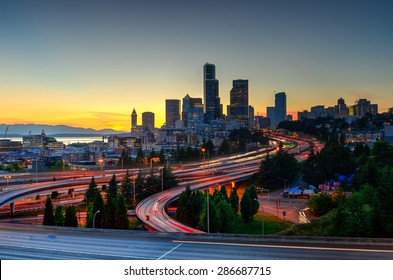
[1,0,392,131]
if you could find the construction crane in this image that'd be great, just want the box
[3,125,9,139]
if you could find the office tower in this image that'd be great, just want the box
[131,108,137,130]
[337,98,348,118]
[203,63,221,123]
[355,99,378,117]
[249,105,255,129]
[311,105,325,118]
[228,79,249,127]
[142,112,155,131]
[182,94,203,126]
[275,92,287,128]
[267,107,276,128]
[165,99,180,128]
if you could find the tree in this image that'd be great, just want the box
[85,177,98,203]
[54,205,65,226]
[102,194,116,229]
[64,205,78,227]
[120,170,133,207]
[43,197,55,226]
[107,174,118,197]
[218,138,231,155]
[162,166,178,190]
[85,202,94,228]
[307,193,335,217]
[198,192,221,232]
[176,186,192,224]
[240,189,253,223]
[202,139,215,156]
[257,151,300,190]
[229,187,239,213]
[248,185,259,216]
[219,186,229,203]
[91,192,104,228]
[114,195,129,230]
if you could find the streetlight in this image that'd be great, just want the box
[206,187,210,234]
[133,173,136,203]
[93,210,100,228]
[98,158,104,174]
[35,160,38,183]
[159,166,164,192]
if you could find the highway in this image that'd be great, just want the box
[136,135,318,232]
[1,223,392,260]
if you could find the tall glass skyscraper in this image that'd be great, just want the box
[203,63,221,123]
[165,99,180,128]
[229,79,249,127]
[275,92,287,128]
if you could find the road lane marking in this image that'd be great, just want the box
[173,240,393,253]
[157,243,183,260]
[0,242,156,260]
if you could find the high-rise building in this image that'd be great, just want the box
[131,108,137,131]
[336,98,348,118]
[142,112,155,131]
[182,94,203,126]
[267,107,276,128]
[165,99,180,128]
[311,105,325,118]
[228,79,249,127]
[203,63,221,123]
[187,105,204,130]
[274,92,286,128]
[249,105,255,129]
[354,99,378,117]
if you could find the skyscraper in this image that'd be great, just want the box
[229,79,249,127]
[203,63,221,123]
[182,94,203,126]
[274,92,287,128]
[337,97,348,118]
[142,112,155,131]
[267,106,276,128]
[165,99,180,128]
[131,108,137,131]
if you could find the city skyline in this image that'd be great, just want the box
[1,0,392,130]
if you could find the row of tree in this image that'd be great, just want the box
[288,140,393,237]
[43,197,78,227]
[176,185,260,233]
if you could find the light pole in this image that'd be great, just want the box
[98,158,104,175]
[93,210,100,228]
[35,160,38,183]
[206,188,210,234]
[160,167,164,192]
[201,148,206,175]
[133,174,136,203]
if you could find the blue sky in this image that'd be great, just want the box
[1,0,392,129]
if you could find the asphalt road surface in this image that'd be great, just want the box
[1,223,392,260]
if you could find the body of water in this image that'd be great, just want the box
[10,136,105,145]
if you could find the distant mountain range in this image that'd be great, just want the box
[0,124,125,137]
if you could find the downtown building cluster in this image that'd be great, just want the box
[120,63,269,157]
[1,63,393,174]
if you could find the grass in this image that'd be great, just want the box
[231,212,292,235]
